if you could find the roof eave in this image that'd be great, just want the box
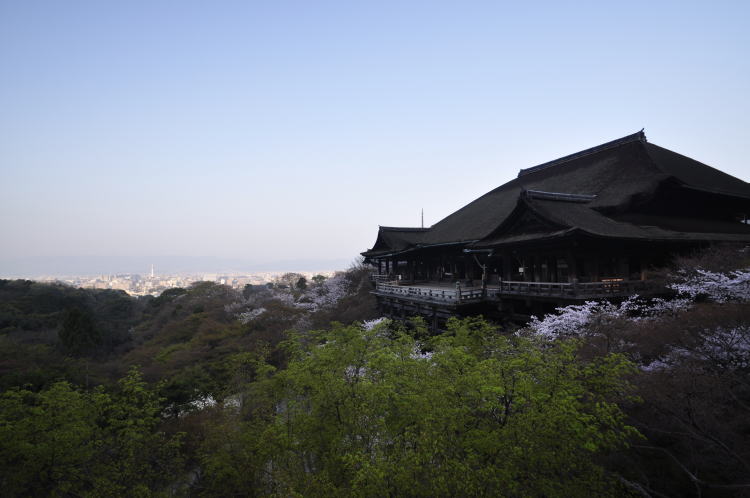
[362,239,480,259]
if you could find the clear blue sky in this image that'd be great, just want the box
[1,1,749,275]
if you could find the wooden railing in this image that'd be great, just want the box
[496,279,649,297]
[374,282,487,304]
[369,274,392,283]
[374,279,652,303]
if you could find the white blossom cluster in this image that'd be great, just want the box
[237,307,267,324]
[344,365,367,383]
[224,300,249,314]
[528,267,750,341]
[293,273,350,313]
[227,273,353,323]
[693,325,750,369]
[524,267,750,375]
[670,268,750,303]
[526,301,613,340]
[362,317,389,331]
[224,288,275,323]
[525,295,691,340]
[630,296,694,319]
[268,289,296,307]
[410,346,434,360]
[643,325,750,372]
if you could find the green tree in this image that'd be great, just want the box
[59,307,102,356]
[278,272,305,290]
[0,381,99,496]
[0,368,184,497]
[296,276,308,291]
[90,367,184,496]
[196,352,278,496]
[202,317,639,496]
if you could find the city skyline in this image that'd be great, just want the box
[0,254,353,279]
[34,268,340,297]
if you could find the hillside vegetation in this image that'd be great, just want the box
[1,249,749,496]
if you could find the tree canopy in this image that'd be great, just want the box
[197,318,639,496]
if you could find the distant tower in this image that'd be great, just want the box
[150,264,154,278]
[421,208,424,229]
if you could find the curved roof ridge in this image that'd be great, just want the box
[517,130,647,178]
[378,226,430,232]
[525,189,597,203]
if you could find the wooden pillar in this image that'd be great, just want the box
[618,255,629,279]
[566,250,578,283]
[591,256,600,282]
[549,256,557,283]
[502,252,512,281]
[525,257,531,282]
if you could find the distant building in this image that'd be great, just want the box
[362,131,750,327]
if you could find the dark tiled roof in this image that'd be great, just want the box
[363,132,750,256]
[517,130,647,177]
[361,227,430,257]
[474,197,750,248]
[644,143,750,199]
[525,190,597,203]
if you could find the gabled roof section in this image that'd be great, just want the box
[473,193,596,248]
[477,193,571,243]
[518,130,647,178]
[644,143,750,199]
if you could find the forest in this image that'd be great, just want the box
[1,249,749,497]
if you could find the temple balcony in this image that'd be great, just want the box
[372,278,655,304]
[369,273,392,284]
[495,279,652,299]
[373,281,487,305]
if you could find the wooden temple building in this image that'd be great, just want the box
[361,131,750,327]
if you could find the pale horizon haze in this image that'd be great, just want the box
[2,1,749,276]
